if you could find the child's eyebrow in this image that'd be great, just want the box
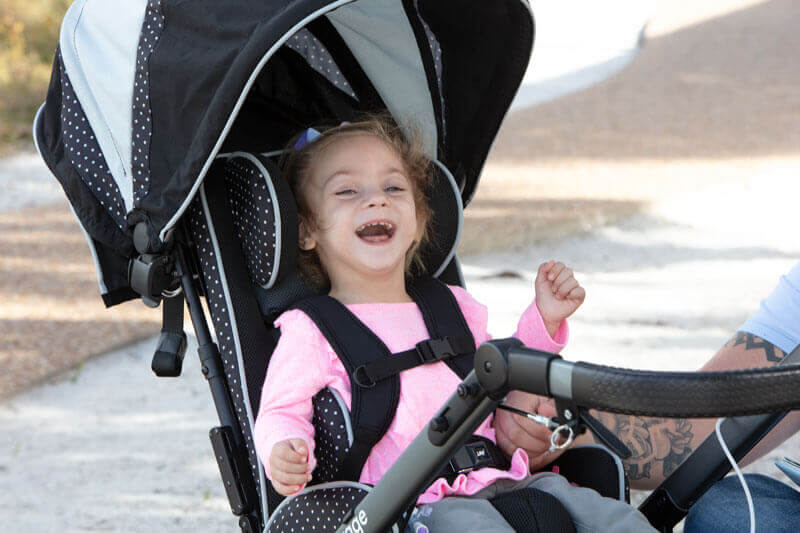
[322,166,406,188]
[321,170,353,189]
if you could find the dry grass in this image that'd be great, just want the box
[0,0,70,153]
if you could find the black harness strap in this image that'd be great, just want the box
[291,276,477,482]
[353,335,475,386]
[407,276,476,379]
[292,296,400,482]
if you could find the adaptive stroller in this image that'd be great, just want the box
[34,0,800,531]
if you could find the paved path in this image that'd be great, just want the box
[2,171,798,531]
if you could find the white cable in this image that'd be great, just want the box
[715,418,755,533]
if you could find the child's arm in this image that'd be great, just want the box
[269,438,313,496]
[534,260,585,338]
[496,261,585,466]
[254,310,334,488]
[512,260,585,353]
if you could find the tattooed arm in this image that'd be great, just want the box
[495,333,795,489]
[583,333,798,489]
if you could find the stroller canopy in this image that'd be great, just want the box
[35,0,533,305]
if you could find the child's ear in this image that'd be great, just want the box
[298,222,316,251]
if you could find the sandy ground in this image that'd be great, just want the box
[2,0,799,530]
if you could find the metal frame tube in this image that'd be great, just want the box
[334,373,499,533]
[330,340,800,531]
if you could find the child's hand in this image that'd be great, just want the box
[269,438,312,496]
[535,260,586,336]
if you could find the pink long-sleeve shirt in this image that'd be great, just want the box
[254,285,568,504]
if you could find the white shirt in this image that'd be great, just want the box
[740,261,800,353]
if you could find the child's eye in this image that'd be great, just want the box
[335,189,356,196]
[385,186,404,193]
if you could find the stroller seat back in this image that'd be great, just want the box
[185,150,469,519]
[187,152,628,530]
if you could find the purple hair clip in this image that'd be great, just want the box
[293,127,322,150]
[293,122,351,150]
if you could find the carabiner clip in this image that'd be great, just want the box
[549,423,575,453]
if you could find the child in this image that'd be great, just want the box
[253,117,654,532]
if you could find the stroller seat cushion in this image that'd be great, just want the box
[221,153,298,291]
[312,387,353,483]
[264,482,402,533]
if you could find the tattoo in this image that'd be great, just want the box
[592,413,695,481]
[727,332,786,364]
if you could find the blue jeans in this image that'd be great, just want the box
[684,474,800,532]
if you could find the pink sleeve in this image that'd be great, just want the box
[515,299,568,353]
[253,309,333,482]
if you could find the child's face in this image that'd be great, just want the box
[300,134,420,289]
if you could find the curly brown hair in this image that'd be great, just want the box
[282,115,434,291]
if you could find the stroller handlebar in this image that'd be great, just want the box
[476,338,800,418]
[337,338,800,533]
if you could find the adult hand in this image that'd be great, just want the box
[494,391,571,470]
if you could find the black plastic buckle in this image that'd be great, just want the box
[448,440,496,475]
[416,337,454,364]
[352,365,376,388]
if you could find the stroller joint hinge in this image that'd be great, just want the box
[198,343,224,380]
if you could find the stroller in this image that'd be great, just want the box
[33,0,800,531]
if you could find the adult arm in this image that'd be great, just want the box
[581,333,796,489]
[496,262,800,487]
[496,333,794,488]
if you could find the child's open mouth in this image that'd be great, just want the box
[355,221,396,243]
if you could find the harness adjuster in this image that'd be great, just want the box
[353,365,377,388]
[439,436,510,483]
[416,337,455,364]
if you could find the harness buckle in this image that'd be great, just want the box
[416,337,455,364]
[441,436,509,481]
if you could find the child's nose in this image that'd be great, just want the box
[364,187,389,207]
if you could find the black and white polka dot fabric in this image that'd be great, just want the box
[311,388,352,483]
[186,195,265,511]
[223,157,279,288]
[131,0,164,205]
[265,482,400,533]
[413,3,446,130]
[286,29,357,100]
[58,55,127,230]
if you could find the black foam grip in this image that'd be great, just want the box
[570,362,800,417]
